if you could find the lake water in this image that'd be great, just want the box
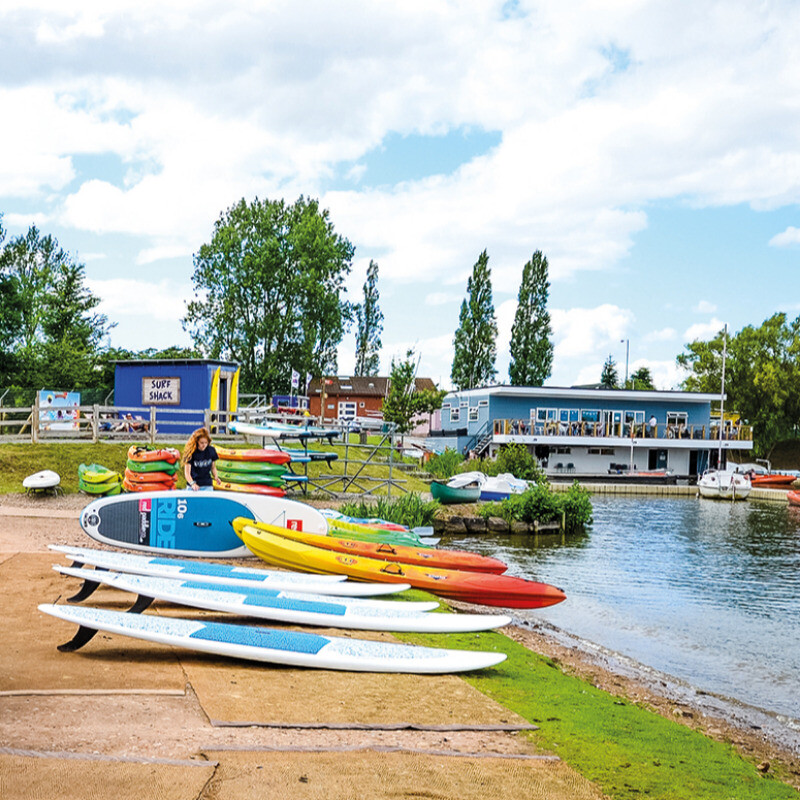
[443,496,800,724]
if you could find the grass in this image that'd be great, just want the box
[0,439,432,496]
[396,628,799,800]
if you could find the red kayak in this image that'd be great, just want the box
[127,445,180,464]
[787,490,800,507]
[122,477,175,493]
[124,468,177,485]
[215,447,292,465]
[233,518,508,574]
[213,478,286,497]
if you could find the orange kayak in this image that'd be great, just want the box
[127,446,180,464]
[124,468,177,485]
[235,522,566,609]
[122,477,175,493]
[750,474,797,487]
[787,490,800,507]
[215,447,292,465]
[233,518,507,574]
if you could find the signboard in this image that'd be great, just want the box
[142,377,180,405]
[39,390,80,430]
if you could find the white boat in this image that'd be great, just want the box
[697,469,751,500]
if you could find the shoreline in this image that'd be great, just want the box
[2,491,800,789]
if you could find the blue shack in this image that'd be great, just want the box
[114,359,240,435]
[425,385,754,478]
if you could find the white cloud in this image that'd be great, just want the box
[769,226,800,247]
[425,292,463,306]
[694,300,717,313]
[684,318,726,342]
[551,304,635,359]
[87,277,192,320]
[644,327,677,342]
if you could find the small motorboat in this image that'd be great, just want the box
[697,469,751,501]
[430,473,482,504]
[479,473,528,501]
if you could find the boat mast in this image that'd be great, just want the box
[718,324,727,469]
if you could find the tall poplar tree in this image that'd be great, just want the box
[508,250,553,386]
[450,250,497,390]
[354,259,383,376]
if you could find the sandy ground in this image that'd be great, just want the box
[1,491,799,790]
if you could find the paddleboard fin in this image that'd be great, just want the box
[127,594,155,615]
[58,624,98,652]
[66,565,109,603]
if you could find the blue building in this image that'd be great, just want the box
[425,386,753,477]
[114,359,240,435]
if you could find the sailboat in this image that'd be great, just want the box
[697,324,751,501]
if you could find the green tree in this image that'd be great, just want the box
[451,250,498,390]
[354,259,383,376]
[678,314,800,454]
[183,196,354,396]
[600,354,619,388]
[382,349,447,439]
[0,224,112,388]
[628,366,655,390]
[509,250,553,386]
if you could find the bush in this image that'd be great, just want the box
[478,480,593,530]
[426,448,464,479]
[339,492,440,529]
[485,443,546,483]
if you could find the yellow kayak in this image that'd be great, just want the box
[234,521,566,609]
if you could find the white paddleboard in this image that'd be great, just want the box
[23,470,61,490]
[230,420,339,441]
[55,567,510,632]
[50,545,413,598]
[79,490,328,557]
[39,604,507,673]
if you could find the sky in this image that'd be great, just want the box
[1,0,799,392]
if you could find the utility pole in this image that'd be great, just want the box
[620,339,630,388]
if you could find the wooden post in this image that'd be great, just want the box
[149,406,156,444]
[31,396,39,444]
[92,404,99,443]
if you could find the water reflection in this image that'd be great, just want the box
[442,497,800,720]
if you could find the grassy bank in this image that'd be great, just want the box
[398,626,799,800]
[0,440,432,495]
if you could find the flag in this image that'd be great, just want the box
[291,369,300,389]
[306,373,313,392]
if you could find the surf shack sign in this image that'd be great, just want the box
[142,377,180,405]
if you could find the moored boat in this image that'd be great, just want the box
[430,478,481,504]
[697,469,751,501]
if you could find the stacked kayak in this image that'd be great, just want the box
[788,490,800,507]
[234,520,567,609]
[213,446,308,496]
[78,464,122,496]
[124,446,180,492]
[234,518,507,574]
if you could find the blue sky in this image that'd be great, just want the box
[1,1,799,391]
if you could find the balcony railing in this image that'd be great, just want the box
[492,419,753,442]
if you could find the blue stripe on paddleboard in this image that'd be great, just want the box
[176,581,347,616]
[188,621,329,653]
[150,560,272,581]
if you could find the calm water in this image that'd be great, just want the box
[444,496,800,722]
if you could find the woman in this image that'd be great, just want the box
[182,427,219,491]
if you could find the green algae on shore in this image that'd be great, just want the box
[397,626,800,800]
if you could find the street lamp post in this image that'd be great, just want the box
[620,339,630,388]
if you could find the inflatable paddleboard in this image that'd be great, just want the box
[55,567,508,632]
[39,604,507,673]
[23,470,61,490]
[49,545,413,597]
[78,490,328,557]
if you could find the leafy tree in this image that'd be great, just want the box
[678,313,800,454]
[600,354,619,388]
[451,250,498,390]
[509,250,553,386]
[0,224,112,388]
[183,196,354,396]
[382,349,447,439]
[627,366,655,390]
[354,259,383,376]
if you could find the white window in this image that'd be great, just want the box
[535,407,557,422]
[450,407,461,423]
[468,407,479,422]
[581,409,600,422]
[338,401,357,419]
[478,399,489,407]
[666,411,688,426]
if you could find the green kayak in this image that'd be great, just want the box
[216,468,287,486]
[216,459,288,475]
[126,459,179,475]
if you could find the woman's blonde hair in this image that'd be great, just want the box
[182,427,212,465]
